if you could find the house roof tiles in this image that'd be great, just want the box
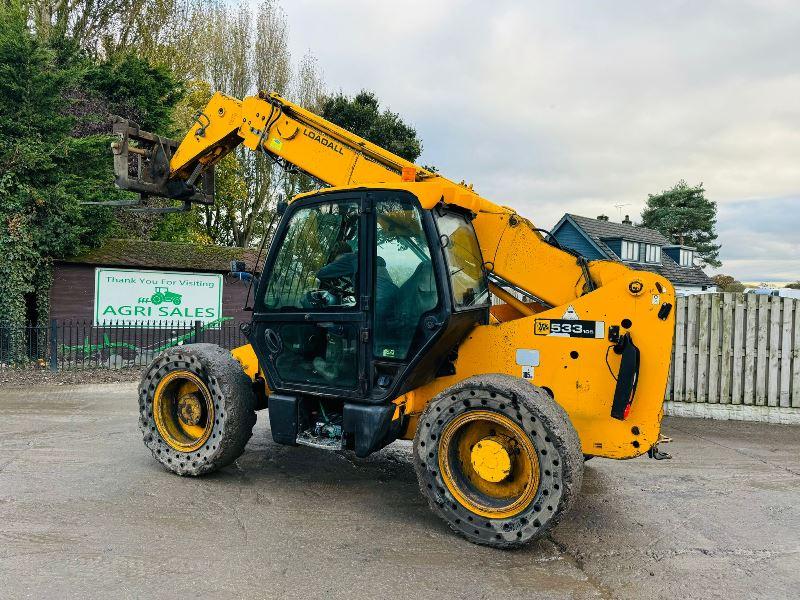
[557,214,715,288]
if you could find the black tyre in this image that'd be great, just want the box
[583,454,594,462]
[413,374,583,549]
[138,343,256,476]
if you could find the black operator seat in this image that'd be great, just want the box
[397,260,437,324]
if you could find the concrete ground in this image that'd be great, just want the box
[0,383,798,600]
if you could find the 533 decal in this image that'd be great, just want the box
[535,318,605,338]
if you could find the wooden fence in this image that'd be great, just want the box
[667,293,800,407]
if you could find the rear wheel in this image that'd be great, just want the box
[414,374,583,548]
[138,343,256,476]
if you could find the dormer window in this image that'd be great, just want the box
[679,248,694,267]
[620,240,640,261]
[645,244,661,263]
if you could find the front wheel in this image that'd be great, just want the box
[413,374,583,548]
[138,343,256,476]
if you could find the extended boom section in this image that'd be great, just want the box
[168,91,435,188]
[112,90,614,308]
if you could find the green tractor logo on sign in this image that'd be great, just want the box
[149,286,182,306]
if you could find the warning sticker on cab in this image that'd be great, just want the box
[535,318,605,338]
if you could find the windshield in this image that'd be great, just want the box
[435,211,489,309]
[262,201,360,310]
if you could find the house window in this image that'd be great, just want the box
[620,240,640,261]
[679,248,694,267]
[645,244,661,263]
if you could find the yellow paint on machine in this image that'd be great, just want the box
[228,267,673,461]
[173,89,675,463]
[406,270,674,459]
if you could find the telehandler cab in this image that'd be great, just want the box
[112,91,675,548]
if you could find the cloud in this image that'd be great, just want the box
[280,0,799,281]
[709,196,800,281]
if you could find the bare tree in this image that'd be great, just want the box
[227,0,292,247]
[25,0,131,49]
[181,0,299,247]
[254,0,290,94]
[293,51,325,111]
[280,51,326,198]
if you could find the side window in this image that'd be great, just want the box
[373,199,437,360]
[263,201,360,310]
[435,211,489,309]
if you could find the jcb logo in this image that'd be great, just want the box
[535,320,550,335]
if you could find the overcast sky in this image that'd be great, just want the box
[280,0,799,282]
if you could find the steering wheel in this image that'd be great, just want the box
[319,276,355,303]
[301,289,338,309]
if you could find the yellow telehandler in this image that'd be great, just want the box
[109,90,675,548]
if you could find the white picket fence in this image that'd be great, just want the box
[667,293,800,408]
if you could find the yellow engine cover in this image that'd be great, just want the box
[401,270,675,459]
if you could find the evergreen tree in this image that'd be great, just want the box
[321,91,422,162]
[641,180,721,268]
[0,5,183,358]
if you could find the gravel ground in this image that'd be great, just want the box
[0,366,143,388]
[1,382,798,599]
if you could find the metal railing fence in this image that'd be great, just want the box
[0,318,248,371]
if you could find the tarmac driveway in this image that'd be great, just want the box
[0,382,798,599]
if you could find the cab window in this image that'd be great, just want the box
[373,199,438,360]
[262,201,360,311]
[435,211,488,309]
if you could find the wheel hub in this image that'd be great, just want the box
[152,370,214,453]
[177,393,203,426]
[470,436,513,483]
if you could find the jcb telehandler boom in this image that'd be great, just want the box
[118,90,675,548]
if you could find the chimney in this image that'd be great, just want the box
[622,214,632,225]
[596,214,609,221]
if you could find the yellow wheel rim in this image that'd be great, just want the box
[153,370,214,453]
[438,410,540,519]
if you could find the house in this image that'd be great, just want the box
[551,214,716,295]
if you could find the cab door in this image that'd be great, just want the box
[251,193,370,399]
[366,193,490,402]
